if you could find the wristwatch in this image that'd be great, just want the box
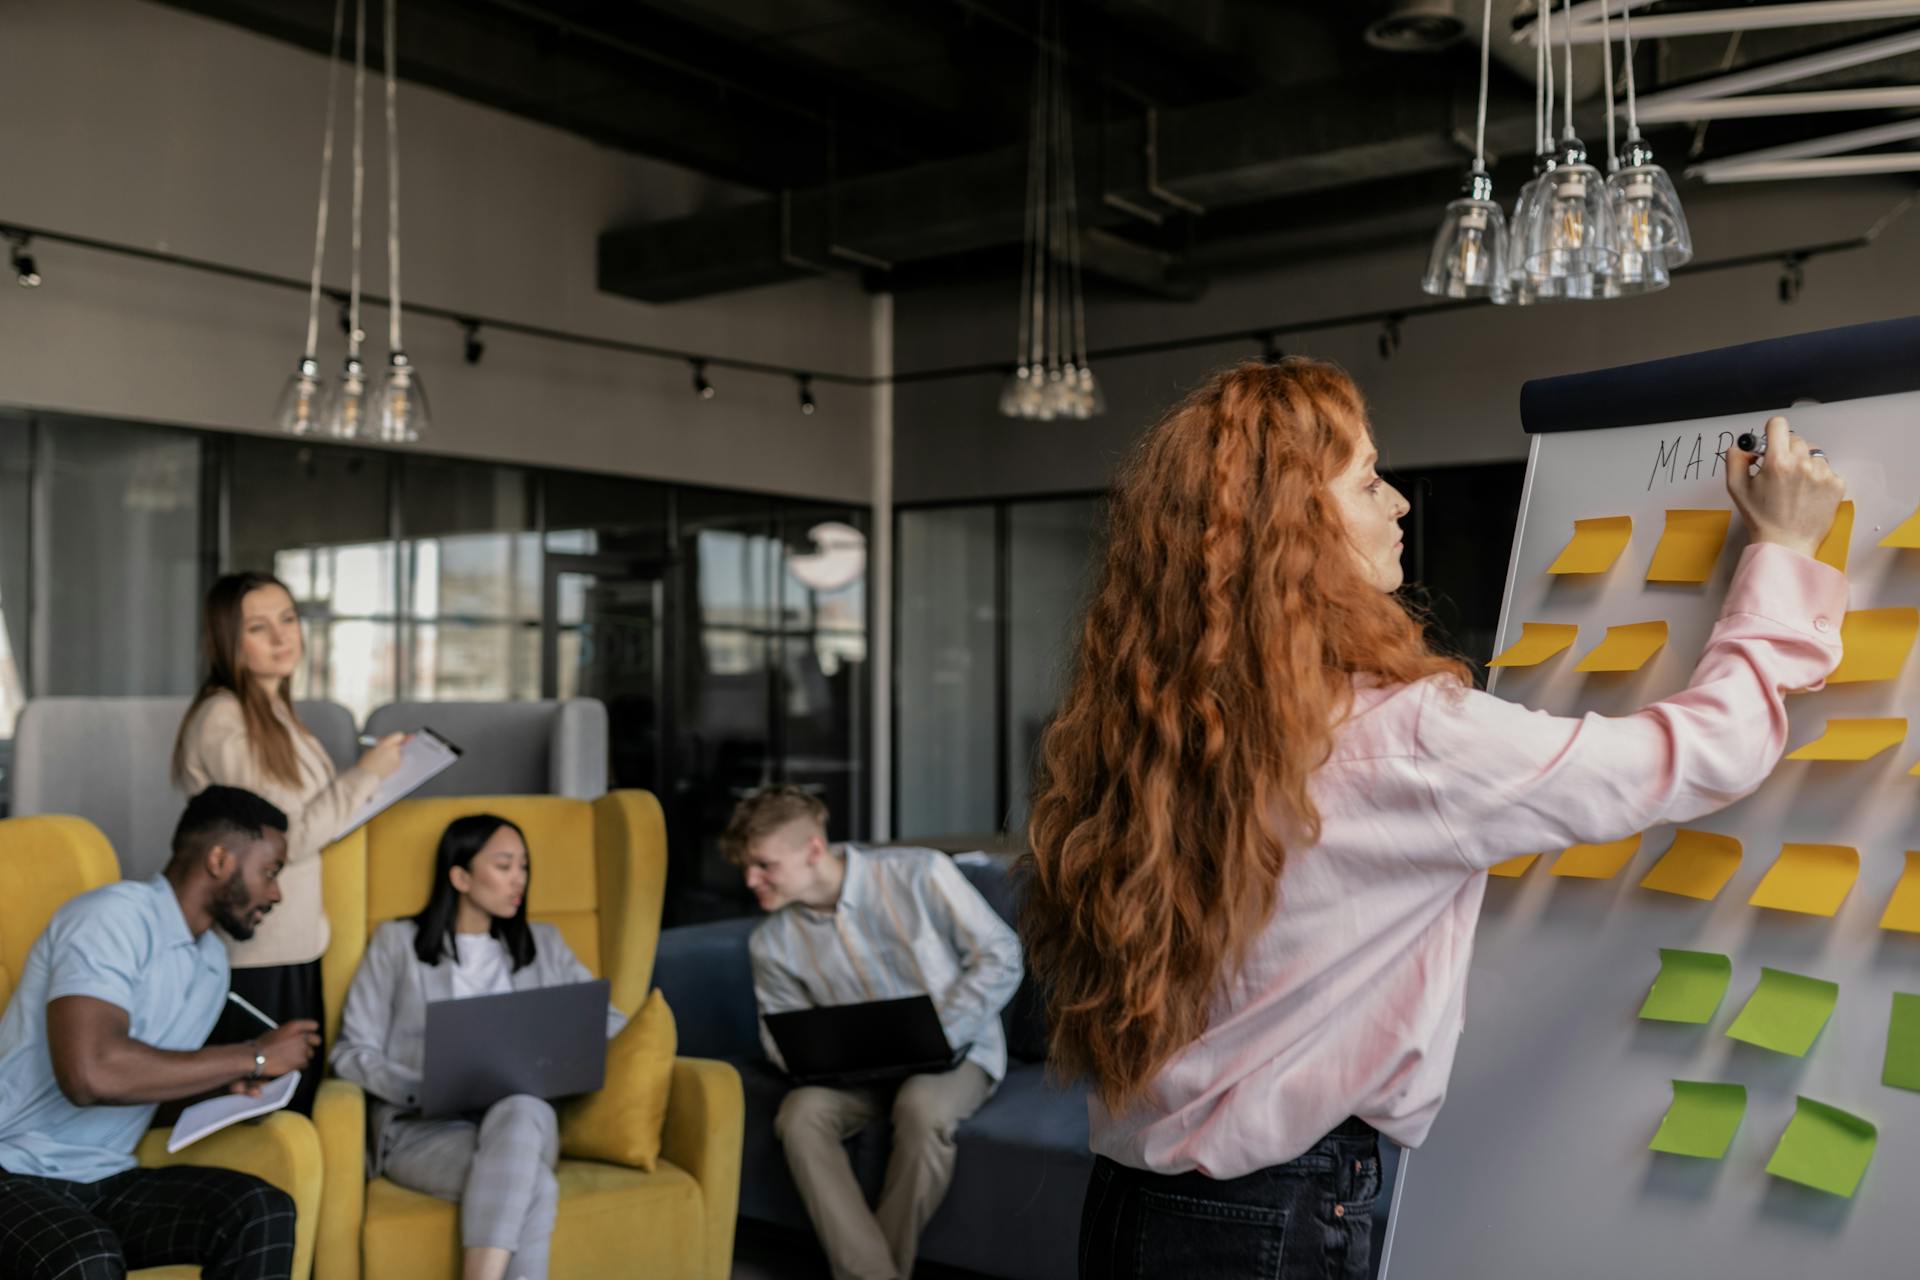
[248,1040,267,1081]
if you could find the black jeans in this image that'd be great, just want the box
[1079,1117,1382,1280]
[0,1164,296,1280]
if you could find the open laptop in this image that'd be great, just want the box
[764,994,966,1087]
[420,978,610,1118]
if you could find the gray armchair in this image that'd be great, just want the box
[8,695,358,878]
[361,698,607,799]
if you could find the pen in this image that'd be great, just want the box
[356,734,379,748]
[226,991,279,1030]
[1734,429,1825,469]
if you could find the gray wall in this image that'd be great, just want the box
[893,178,1920,504]
[0,0,881,504]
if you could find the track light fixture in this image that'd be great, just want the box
[8,235,39,288]
[1779,255,1805,304]
[462,321,485,365]
[691,359,715,399]
[797,374,816,415]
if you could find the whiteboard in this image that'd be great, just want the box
[1383,388,1920,1278]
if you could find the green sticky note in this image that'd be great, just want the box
[1726,967,1839,1057]
[1766,1096,1877,1197]
[1884,992,1920,1091]
[1649,1080,1746,1159]
[1638,949,1732,1024]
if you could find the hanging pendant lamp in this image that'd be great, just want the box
[1518,0,1618,284]
[319,0,372,439]
[274,0,347,434]
[375,0,430,441]
[1422,0,1508,301]
[1604,3,1691,294]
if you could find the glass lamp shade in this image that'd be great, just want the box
[1422,170,1508,301]
[1606,144,1692,279]
[1520,142,1617,282]
[376,351,430,442]
[319,356,372,440]
[1076,364,1105,419]
[998,365,1031,417]
[1602,251,1671,298]
[274,357,324,435]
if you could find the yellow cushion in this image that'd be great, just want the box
[559,990,676,1171]
[0,817,118,1007]
[362,1158,704,1279]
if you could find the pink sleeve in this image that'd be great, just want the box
[1415,541,1849,871]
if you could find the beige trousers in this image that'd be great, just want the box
[774,1062,995,1280]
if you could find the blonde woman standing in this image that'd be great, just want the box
[174,570,407,1114]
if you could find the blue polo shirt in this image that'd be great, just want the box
[0,875,229,1182]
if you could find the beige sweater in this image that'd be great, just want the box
[176,690,380,968]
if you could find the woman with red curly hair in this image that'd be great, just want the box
[1021,359,1846,1279]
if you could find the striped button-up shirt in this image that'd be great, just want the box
[748,845,1024,1083]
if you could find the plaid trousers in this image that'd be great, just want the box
[382,1094,561,1280]
[0,1163,295,1280]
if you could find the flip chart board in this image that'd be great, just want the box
[1382,317,1920,1277]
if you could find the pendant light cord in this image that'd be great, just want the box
[384,0,403,353]
[1474,0,1492,169]
[1623,0,1639,139]
[347,0,366,361]
[1535,1,1546,154]
[302,0,346,362]
[1541,0,1555,153]
[1600,1,1616,167]
[1014,30,1043,369]
[1562,0,1575,140]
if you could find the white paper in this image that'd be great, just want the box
[167,1070,300,1153]
[330,728,462,843]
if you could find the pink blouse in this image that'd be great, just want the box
[1089,541,1849,1178]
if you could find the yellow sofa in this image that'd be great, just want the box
[0,815,325,1280]
[310,790,743,1280]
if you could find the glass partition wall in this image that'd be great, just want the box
[891,462,1523,852]
[0,412,869,923]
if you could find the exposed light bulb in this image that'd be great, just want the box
[274,356,325,435]
[320,356,371,440]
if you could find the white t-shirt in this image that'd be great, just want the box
[450,933,514,999]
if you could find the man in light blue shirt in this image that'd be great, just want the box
[0,785,320,1280]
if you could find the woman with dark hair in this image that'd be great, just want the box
[1020,361,1847,1279]
[332,814,624,1280]
[174,570,408,1115]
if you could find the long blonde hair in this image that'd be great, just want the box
[172,571,307,790]
[1020,359,1467,1112]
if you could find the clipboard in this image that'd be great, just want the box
[330,726,463,843]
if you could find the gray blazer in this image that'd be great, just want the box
[330,918,627,1175]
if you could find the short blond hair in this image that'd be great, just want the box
[720,785,829,865]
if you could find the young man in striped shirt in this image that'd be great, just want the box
[724,787,1022,1280]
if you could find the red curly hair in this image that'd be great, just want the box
[1020,358,1468,1113]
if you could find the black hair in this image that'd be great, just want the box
[169,785,289,870]
[411,814,537,971]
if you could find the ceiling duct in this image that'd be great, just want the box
[1366,0,1468,53]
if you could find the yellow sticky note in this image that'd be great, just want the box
[1640,830,1742,901]
[1489,854,1541,878]
[1548,517,1633,575]
[1552,834,1642,880]
[1749,843,1859,917]
[1880,503,1920,549]
[1816,501,1854,573]
[1647,509,1732,583]
[1489,623,1578,669]
[1574,621,1669,673]
[1829,608,1920,684]
[1878,852,1920,933]
[1786,718,1908,762]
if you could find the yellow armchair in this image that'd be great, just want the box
[0,815,325,1280]
[312,790,743,1280]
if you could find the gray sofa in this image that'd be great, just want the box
[653,854,1402,1280]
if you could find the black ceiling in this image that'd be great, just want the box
[154,0,1920,301]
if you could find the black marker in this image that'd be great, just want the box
[1735,428,1824,468]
